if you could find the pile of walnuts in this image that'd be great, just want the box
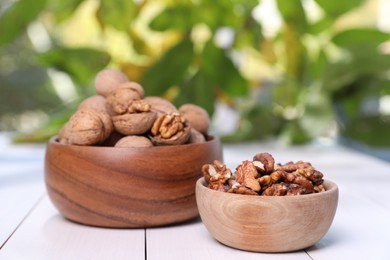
[58,69,210,147]
[202,153,325,196]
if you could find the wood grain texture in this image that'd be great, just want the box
[196,178,338,253]
[44,137,222,228]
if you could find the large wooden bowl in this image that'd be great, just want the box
[44,137,222,228]
[196,177,338,252]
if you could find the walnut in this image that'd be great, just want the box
[178,104,210,135]
[58,109,112,145]
[94,69,128,97]
[144,96,178,115]
[187,128,206,144]
[114,135,153,148]
[202,160,232,191]
[253,153,275,174]
[112,99,157,135]
[112,112,157,135]
[263,183,288,196]
[228,185,258,195]
[78,95,110,114]
[235,161,260,192]
[150,113,190,145]
[106,82,144,115]
[202,152,326,196]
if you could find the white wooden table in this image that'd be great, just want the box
[1,135,390,260]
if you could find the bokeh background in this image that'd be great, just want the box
[0,0,389,158]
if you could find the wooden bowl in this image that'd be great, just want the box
[196,177,338,252]
[44,137,222,228]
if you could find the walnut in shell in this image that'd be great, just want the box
[112,112,157,135]
[94,69,128,97]
[59,109,112,145]
[144,96,178,115]
[114,135,153,148]
[106,82,145,115]
[187,128,206,144]
[178,104,210,135]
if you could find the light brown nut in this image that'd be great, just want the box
[60,109,107,146]
[78,95,110,114]
[235,161,260,192]
[112,111,157,135]
[106,82,144,115]
[202,160,232,184]
[94,69,128,97]
[114,135,153,148]
[150,113,190,145]
[187,128,206,144]
[144,96,178,115]
[178,104,210,135]
[253,152,275,174]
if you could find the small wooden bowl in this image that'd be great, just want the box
[196,177,338,252]
[44,137,222,228]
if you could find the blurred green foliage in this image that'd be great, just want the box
[0,0,389,146]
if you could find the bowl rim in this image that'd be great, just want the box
[196,177,338,200]
[48,135,219,151]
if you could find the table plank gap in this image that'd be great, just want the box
[0,196,146,260]
[0,193,45,250]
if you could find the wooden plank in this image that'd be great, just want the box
[0,163,45,248]
[146,218,311,260]
[0,196,145,260]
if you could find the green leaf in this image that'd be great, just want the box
[98,0,137,31]
[47,0,84,22]
[39,47,111,86]
[332,28,390,48]
[276,0,307,33]
[314,0,365,17]
[202,40,248,97]
[141,39,194,96]
[310,50,328,81]
[280,120,312,145]
[176,70,215,116]
[149,4,194,32]
[343,115,390,147]
[0,0,48,47]
[308,16,334,34]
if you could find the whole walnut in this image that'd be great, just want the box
[112,112,157,135]
[59,109,112,145]
[106,82,145,115]
[94,69,128,97]
[144,96,178,115]
[179,104,210,135]
[78,95,111,114]
[187,128,206,144]
[114,135,153,148]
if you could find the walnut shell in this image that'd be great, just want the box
[178,104,210,135]
[114,135,153,148]
[59,109,109,146]
[106,82,144,115]
[94,69,128,97]
[187,128,206,144]
[144,96,178,115]
[112,111,157,135]
[78,95,107,113]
